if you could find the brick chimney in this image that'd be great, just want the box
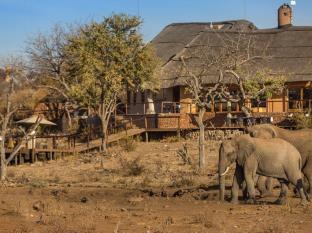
[278,4,292,28]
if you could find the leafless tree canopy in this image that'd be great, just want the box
[180,30,284,111]
[25,25,72,99]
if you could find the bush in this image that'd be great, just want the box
[120,137,137,152]
[171,176,195,188]
[177,143,192,165]
[119,157,145,176]
[292,113,312,129]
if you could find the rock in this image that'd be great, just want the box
[80,196,88,203]
[33,201,44,212]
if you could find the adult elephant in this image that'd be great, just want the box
[219,134,308,205]
[247,124,312,194]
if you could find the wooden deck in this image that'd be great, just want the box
[35,128,146,154]
[5,111,284,166]
[6,128,147,166]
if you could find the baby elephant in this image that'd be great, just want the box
[219,134,308,205]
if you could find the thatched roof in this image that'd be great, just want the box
[151,20,312,88]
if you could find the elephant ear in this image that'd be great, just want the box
[236,137,255,166]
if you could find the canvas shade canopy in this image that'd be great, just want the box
[16,115,56,126]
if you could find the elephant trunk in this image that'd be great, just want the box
[218,145,227,202]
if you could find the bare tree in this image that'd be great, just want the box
[0,58,45,180]
[25,25,75,128]
[179,30,285,171]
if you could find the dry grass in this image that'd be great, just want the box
[188,212,224,232]
[9,226,32,233]
[171,175,196,188]
[119,137,137,152]
[161,135,180,143]
[3,201,22,217]
[119,157,145,176]
[177,143,192,165]
[0,140,310,233]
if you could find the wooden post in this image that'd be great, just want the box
[144,116,148,129]
[145,131,149,143]
[177,115,181,140]
[161,102,164,113]
[18,151,22,165]
[125,103,128,115]
[87,129,90,149]
[125,121,128,137]
[143,103,146,114]
[300,87,304,110]
[114,108,117,134]
[31,137,35,163]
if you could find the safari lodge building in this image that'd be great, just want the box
[123,4,312,130]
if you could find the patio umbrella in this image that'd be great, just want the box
[16,115,56,126]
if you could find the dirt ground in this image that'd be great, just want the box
[1,138,312,233]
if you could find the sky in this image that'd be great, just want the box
[0,0,311,57]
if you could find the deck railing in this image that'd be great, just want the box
[119,99,312,115]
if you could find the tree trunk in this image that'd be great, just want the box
[102,129,108,153]
[218,145,226,201]
[197,107,205,171]
[64,105,72,131]
[0,140,7,181]
[100,118,109,154]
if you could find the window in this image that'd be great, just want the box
[303,88,312,109]
[303,88,312,99]
[133,92,137,105]
[127,91,131,105]
[289,88,301,100]
[251,96,267,108]
[141,91,145,103]
[288,88,301,109]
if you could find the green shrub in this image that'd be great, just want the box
[292,113,312,129]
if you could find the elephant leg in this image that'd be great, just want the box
[265,177,274,195]
[231,165,244,204]
[274,180,288,205]
[242,181,248,200]
[244,161,257,204]
[302,164,312,197]
[288,174,308,205]
[257,176,273,197]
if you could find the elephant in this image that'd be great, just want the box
[247,124,312,194]
[219,134,308,205]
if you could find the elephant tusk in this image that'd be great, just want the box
[220,167,230,177]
